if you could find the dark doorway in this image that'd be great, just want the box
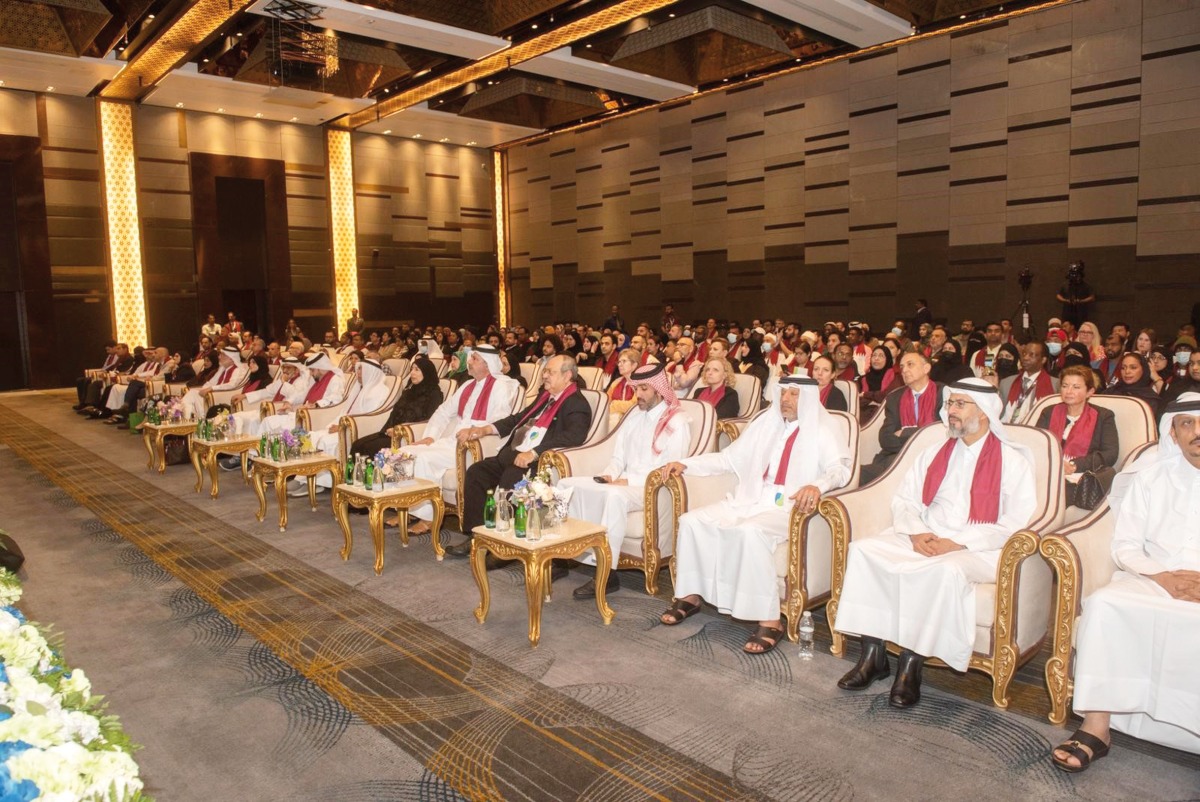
[215,176,269,336]
[0,162,29,390]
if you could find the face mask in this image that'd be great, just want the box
[1046,342,1062,356]
[761,342,773,353]
[890,327,903,337]
[727,333,738,344]
[1175,351,1192,366]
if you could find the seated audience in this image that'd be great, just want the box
[810,355,848,412]
[1000,341,1059,423]
[860,353,942,484]
[658,376,852,654]
[859,346,897,420]
[1051,394,1200,771]
[835,379,1036,708]
[1104,353,1162,416]
[1035,365,1119,508]
[691,357,742,420]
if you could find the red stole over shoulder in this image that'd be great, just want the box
[457,375,495,419]
[304,371,335,404]
[609,378,634,401]
[1006,370,1054,405]
[517,383,579,428]
[922,432,1003,524]
[696,385,727,407]
[899,384,937,427]
[1048,403,1099,459]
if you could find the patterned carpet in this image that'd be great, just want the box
[0,391,1196,801]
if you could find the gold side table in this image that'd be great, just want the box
[470,519,614,647]
[249,453,338,532]
[333,479,446,575]
[141,420,198,474]
[189,435,258,499]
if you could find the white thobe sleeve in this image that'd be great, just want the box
[599,423,631,480]
[315,373,346,407]
[681,449,736,477]
[244,382,280,406]
[891,449,932,537]
[951,445,1037,551]
[423,389,464,442]
[1111,469,1170,577]
[812,426,852,494]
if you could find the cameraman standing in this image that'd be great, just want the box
[1055,261,1096,329]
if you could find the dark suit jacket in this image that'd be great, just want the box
[493,390,593,462]
[823,386,848,412]
[876,382,944,460]
[691,385,741,419]
[1036,404,1119,474]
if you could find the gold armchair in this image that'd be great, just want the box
[714,373,763,447]
[822,423,1065,708]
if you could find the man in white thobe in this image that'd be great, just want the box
[1051,393,1200,770]
[102,346,169,416]
[658,375,852,655]
[403,345,521,533]
[834,378,1036,708]
[309,359,393,493]
[260,351,347,434]
[229,357,312,438]
[180,346,249,421]
[560,362,692,599]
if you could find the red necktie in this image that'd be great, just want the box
[770,427,801,486]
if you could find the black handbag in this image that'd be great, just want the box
[0,531,26,573]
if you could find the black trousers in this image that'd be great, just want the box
[462,449,527,534]
[75,377,89,404]
[349,432,390,458]
[83,380,105,407]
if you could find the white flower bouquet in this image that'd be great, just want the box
[0,570,148,801]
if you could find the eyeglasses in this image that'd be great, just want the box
[944,399,978,410]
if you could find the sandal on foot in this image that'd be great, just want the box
[408,521,431,535]
[1051,729,1110,773]
[660,598,701,626]
[743,625,785,655]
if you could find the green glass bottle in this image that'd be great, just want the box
[259,432,268,456]
[344,457,354,485]
[514,499,527,538]
[364,460,375,490]
[270,436,282,462]
[483,489,496,529]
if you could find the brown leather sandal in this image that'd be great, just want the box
[743,625,785,655]
[660,598,701,626]
[1051,729,1109,773]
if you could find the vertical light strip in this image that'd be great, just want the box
[97,100,149,347]
[493,149,509,328]
[326,128,359,333]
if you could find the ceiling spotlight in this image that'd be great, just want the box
[175,102,184,108]
[45,85,54,92]
[217,107,224,113]
[383,129,391,134]
[255,112,263,118]
[959,13,967,18]
[383,88,389,94]
[202,58,209,63]
[147,13,154,19]
[531,23,538,29]
[289,116,298,122]
[466,141,477,146]
[412,133,421,138]
[669,12,675,17]
[236,31,243,36]
[585,43,591,48]
[439,137,449,142]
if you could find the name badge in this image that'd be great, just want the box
[516,426,547,452]
[775,492,785,507]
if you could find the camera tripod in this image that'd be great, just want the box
[1012,293,1035,341]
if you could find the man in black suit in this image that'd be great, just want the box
[913,298,933,334]
[448,354,593,561]
[859,352,943,484]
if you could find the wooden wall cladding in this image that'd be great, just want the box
[506,0,1200,333]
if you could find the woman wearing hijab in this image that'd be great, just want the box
[242,354,272,394]
[348,357,442,458]
[736,333,770,386]
[185,353,218,388]
[930,340,972,384]
[1104,352,1162,415]
[859,346,897,420]
[1035,365,1119,508]
[989,343,1021,386]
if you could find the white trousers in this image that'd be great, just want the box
[181,388,208,421]
[406,441,456,521]
[1073,572,1200,754]
[560,478,643,569]
[106,383,130,411]
[232,409,263,437]
[834,532,997,671]
[674,490,789,622]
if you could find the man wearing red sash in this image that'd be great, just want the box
[260,351,346,434]
[668,336,702,398]
[834,378,1036,708]
[229,357,311,438]
[450,354,594,563]
[400,345,521,534]
[180,346,249,421]
[1000,341,1059,423]
[657,376,852,655]
[859,352,942,484]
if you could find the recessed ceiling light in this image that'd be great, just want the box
[0,81,5,87]
[383,129,391,134]
[254,112,263,118]
[236,31,243,36]
[216,107,224,113]
[412,133,421,138]
[959,13,967,18]
[585,43,591,48]
[202,58,209,63]
[45,86,54,92]
[531,23,538,29]
[175,102,184,108]
[467,141,477,146]
[669,12,675,17]
[383,88,389,94]
[289,116,298,122]
[147,13,154,19]
[439,137,449,142]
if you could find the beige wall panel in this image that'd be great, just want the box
[849,72,898,107]
[0,91,38,136]
[1139,129,1200,169]
[1069,220,1137,248]
[1007,152,1068,187]
[898,71,951,115]
[1139,164,1200,199]
[1136,207,1200,254]
[949,38,1008,91]
[139,194,191,220]
[1007,200,1068,227]
[897,34,949,70]
[43,178,101,208]
[1069,118,1140,151]
[659,251,691,281]
[1008,78,1071,117]
[44,96,99,151]
[1141,0,1200,47]
[1008,127,1070,158]
[849,228,896,270]
[185,113,240,155]
[1071,0,1144,38]
[949,91,1009,137]
[805,243,848,264]
[1007,6,1072,52]
[1072,33,1141,88]
[1068,184,1138,220]
[949,185,1005,245]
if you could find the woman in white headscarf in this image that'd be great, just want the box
[658,375,852,654]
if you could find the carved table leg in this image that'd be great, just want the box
[369,502,386,575]
[143,429,155,470]
[191,445,204,492]
[276,472,289,532]
[525,557,547,647]
[592,541,616,625]
[471,541,491,624]
[252,467,268,522]
[306,475,318,511]
[334,490,353,562]
[155,432,169,474]
[430,494,446,561]
[207,451,221,499]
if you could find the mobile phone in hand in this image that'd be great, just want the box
[593,476,609,484]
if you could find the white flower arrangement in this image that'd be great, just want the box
[0,569,148,801]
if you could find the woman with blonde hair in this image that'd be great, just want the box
[691,357,741,419]
[1076,322,1105,367]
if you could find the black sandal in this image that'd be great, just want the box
[660,598,701,626]
[1051,729,1110,773]
[743,625,785,655]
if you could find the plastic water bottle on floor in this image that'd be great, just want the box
[798,611,815,660]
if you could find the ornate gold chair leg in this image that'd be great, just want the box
[334,492,353,561]
[524,558,547,646]
[191,446,204,492]
[471,542,490,624]
[430,496,446,560]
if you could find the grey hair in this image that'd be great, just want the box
[558,353,579,379]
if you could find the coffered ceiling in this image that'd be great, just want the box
[0,0,1044,146]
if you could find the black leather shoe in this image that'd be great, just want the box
[889,650,924,708]
[218,456,242,471]
[444,540,472,558]
[572,571,619,600]
[837,637,890,690]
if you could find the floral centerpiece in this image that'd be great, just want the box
[154,397,184,423]
[376,449,415,484]
[0,570,148,801]
[511,468,572,527]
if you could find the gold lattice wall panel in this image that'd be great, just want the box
[493,150,508,327]
[326,128,359,332]
[98,100,149,347]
